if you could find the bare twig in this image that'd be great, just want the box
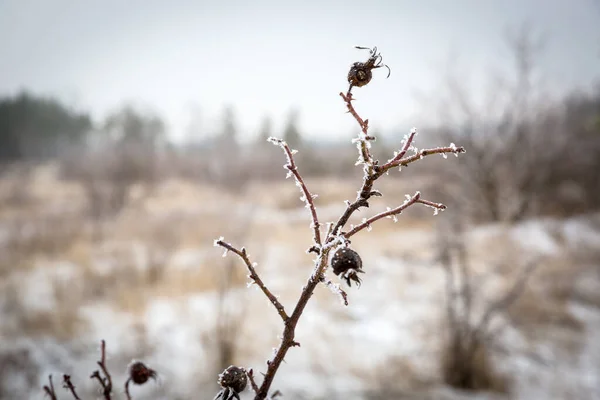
[323,277,349,306]
[254,251,330,399]
[215,239,289,322]
[330,104,463,239]
[268,137,322,246]
[343,192,447,238]
[90,340,113,400]
[339,91,375,172]
[247,369,260,395]
[62,375,81,399]
[384,127,419,166]
[386,143,465,170]
[43,375,58,400]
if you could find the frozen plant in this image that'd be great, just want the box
[43,340,157,400]
[214,45,466,400]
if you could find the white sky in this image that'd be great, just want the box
[1,0,599,142]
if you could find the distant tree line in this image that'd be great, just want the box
[0,91,92,163]
[1,77,600,221]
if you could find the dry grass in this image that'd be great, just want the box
[357,354,434,395]
[2,163,600,399]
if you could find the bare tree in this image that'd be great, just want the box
[430,23,566,223]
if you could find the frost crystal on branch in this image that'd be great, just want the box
[324,278,349,306]
[268,137,322,247]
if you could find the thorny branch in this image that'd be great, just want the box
[343,191,447,238]
[209,48,465,400]
[268,137,322,246]
[388,143,464,169]
[340,92,375,174]
[215,239,289,322]
[331,93,465,239]
[213,95,464,399]
[384,127,419,167]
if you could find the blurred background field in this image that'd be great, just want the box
[1,1,600,399]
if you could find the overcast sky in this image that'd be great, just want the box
[1,0,599,142]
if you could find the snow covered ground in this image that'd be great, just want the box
[1,177,599,400]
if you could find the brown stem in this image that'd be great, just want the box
[63,375,82,399]
[247,369,260,395]
[386,145,466,171]
[124,378,133,400]
[331,141,462,239]
[383,128,418,168]
[342,192,444,237]
[43,375,58,400]
[340,92,375,172]
[255,251,331,399]
[269,138,322,246]
[90,340,113,400]
[216,239,289,322]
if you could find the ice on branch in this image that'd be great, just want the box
[214,236,225,247]
[268,137,284,146]
[324,279,349,306]
[449,142,462,156]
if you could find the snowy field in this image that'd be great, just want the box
[1,167,599,399]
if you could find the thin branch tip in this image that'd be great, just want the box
[215,240,289,321]
[272,139,322,245]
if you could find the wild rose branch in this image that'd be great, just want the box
[214,76,464,399]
